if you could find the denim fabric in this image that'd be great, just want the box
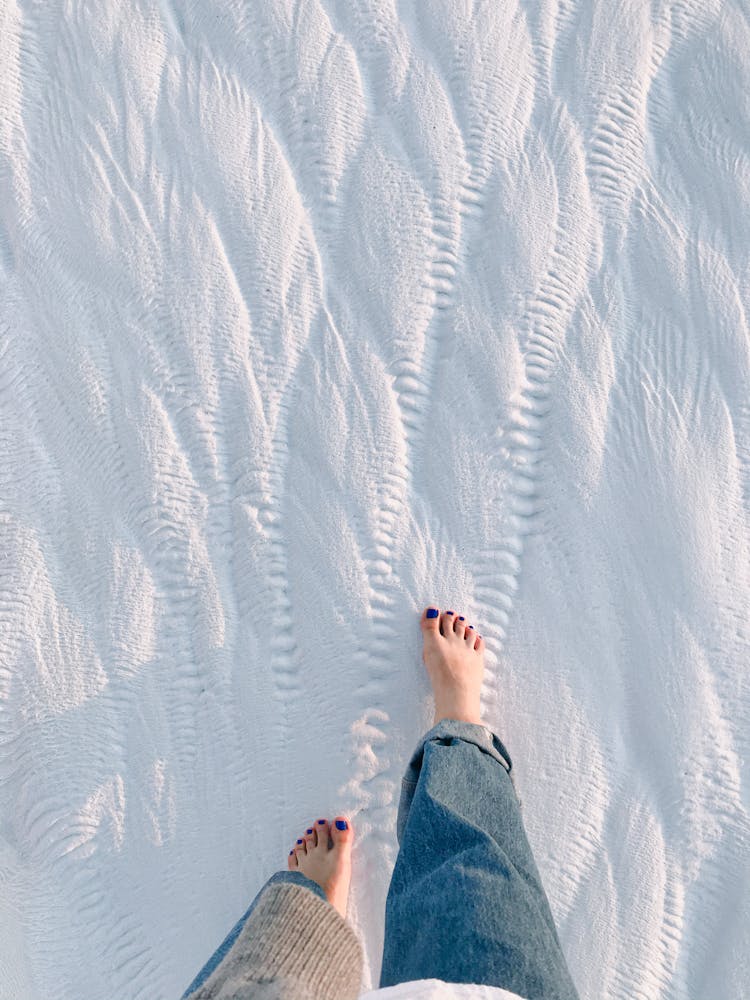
[180,870,326,998]
[182,720,580,1000]
[379,719,580,1000]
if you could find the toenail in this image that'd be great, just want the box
[459,616,465,621]
[469,625,474,629]
[317,819,325,824]
[306,828,313,834]
[296,839,303,844]
[335,819,348,830]
[446,610,454,615]
[289,850,294,855]
[426,608,439,618]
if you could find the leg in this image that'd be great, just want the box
[181,817,361,999]
[180,870,327,997]
[379,607,580,999]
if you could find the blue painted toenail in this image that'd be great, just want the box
[297,839,303,844]
[335,819,348,830]
[426,608,439,618]
[469,625,474,629]
[317,819,325,824]
[289,850,294,855]
[459,616,465,621]
[446,610,454,615]
[306,828,313,834]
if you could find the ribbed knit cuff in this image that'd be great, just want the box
[190,881,363,1000]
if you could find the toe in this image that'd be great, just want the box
[304,826,316,850]
[440,610,455,636]
[453,614,466,638]
[287,849,298,869]
[315,818,331,849]
[473,633,483,651]
[294,837,306,855]
[421,606,440,633]
[330,816,353,852]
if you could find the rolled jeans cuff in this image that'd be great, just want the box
[395,719,517,845]
[412,718,513,775]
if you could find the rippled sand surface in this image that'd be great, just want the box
[1,2,748,997]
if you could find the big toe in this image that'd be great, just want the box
[421,606,441,633]
[330,817,353,854]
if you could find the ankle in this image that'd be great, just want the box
[433,710,483,728]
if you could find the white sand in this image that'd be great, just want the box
[1,2,749,998]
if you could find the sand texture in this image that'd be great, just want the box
[1,1,749,998]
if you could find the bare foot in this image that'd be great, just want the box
[287,816,353,919]
[420,606,484,727]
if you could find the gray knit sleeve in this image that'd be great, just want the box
[187,881,363,1000]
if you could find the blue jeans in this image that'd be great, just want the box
[379,719,580,998]
[183,720,580,999]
